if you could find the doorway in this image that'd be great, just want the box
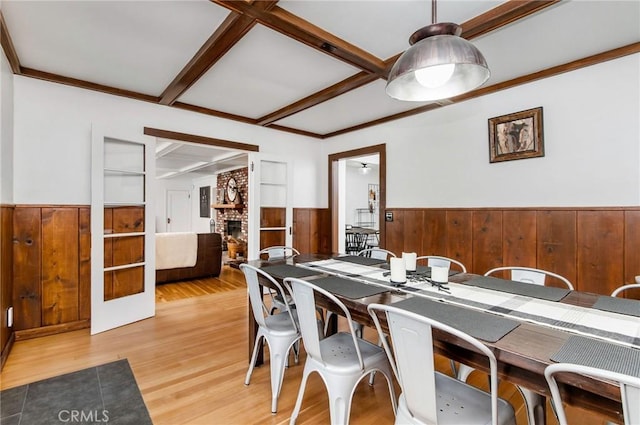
[328,144,386,254]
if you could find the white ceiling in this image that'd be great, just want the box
[2,0,638,178]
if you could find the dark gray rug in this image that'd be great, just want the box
[0,359,152,425]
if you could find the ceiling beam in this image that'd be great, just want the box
[213,1,387,75]
[323,42,640,138]
[256,0,561,127]
[0,11,21,74]
[144,127,260,152]
[159,1,279,106]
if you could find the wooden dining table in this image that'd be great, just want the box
[247,254,639,425]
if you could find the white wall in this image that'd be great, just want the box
[12,76,324,207]
[323,54,640,208]
[190,174,219,234]
[0,49,14,204]
[345,164,379,228]
[154,174,194,233]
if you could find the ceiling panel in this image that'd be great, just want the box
[274,79,432,134]
[2,0,229,96]
[177,24,360,118]
[474,0,640,85]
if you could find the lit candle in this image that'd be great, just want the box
[390,257,406,283]
[431,265,449,284]
[402,252,417,272]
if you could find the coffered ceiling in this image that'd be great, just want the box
[2,0,638,140]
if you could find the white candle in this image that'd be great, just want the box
[390,257,406,283]
[402,252,417,272]
[431,265,449,284]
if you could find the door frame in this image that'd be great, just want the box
[328,144,386,253]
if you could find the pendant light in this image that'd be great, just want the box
[359,163,370,175]
[386,0,490,102]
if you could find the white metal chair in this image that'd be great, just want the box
[367,303,516,425]
[484,266,574,290]
[416,255,468,377]
[416,255,468,273]
[240,264,301,414]
[285,277,397,425]
[259,246,301,314]
[259,246,300,260]
[357,247,396,260]
[545,363,640,425]
[456,265,574,425]
[611,280,640,297]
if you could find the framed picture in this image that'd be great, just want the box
[199,186,210,218]
[488,107,544,163]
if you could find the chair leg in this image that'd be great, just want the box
[290,366,312,425]
[245,333,263,385]
[324,375,359,425]
[456,363,475,382]
[517,386,547,425]
[269,342,290,413]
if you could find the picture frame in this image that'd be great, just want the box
[488,107,544,163]
[199,186,210,218]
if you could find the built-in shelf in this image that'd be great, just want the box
[212,203,244,210]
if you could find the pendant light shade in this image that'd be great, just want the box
[386,3,490,102]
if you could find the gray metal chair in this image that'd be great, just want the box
[545,363,640,425]
[240,264,301,413]
[285,277,397,425]
[368,303,516,425]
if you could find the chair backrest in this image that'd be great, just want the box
[240,263,297,330]
[368,303,501,425]
[285,277,365,369]
[611,283,640,298]
[357,248,396,260]
[416,255,467,273]
[544,363,640,425]
[345,232,368,253]
[259,246,300,259]
[485,266,574,290]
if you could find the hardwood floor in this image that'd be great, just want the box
[1,266,611,424]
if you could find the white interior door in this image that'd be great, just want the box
[91,124,155,334]
[247,153,292,260]
[167,190,191,232]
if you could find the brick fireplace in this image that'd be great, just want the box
[215,167,248,247]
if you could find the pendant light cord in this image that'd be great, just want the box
[431,0,437,24]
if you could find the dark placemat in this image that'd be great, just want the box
[312,276,390,299]
[334,255,387,266]
[464,275,570,302]
[550,335,640,377]
[379,264,460,277]
[391,296,520,342]
[261,264,323,279]
[592,296,640,317]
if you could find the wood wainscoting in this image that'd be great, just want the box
[293,208,331,255]
[384,207,640,296]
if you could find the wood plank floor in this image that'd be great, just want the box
[1,266,611,424]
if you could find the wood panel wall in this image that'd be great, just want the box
[384,207,640,296]
[293,208,331,255]
[1,205,15,369]
[12,206,91,339]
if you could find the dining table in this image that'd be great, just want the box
[246,253,640,425]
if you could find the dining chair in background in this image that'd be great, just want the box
[368,303,516,425]
[259,246,301,314]
[285,277,397,425]
[345,232,368,255]
[415,255,468,273]
[610,276,640,297]
[456,265,575,425]
[240,264,301,413]
[545,363,640,425]
[357,247,396,260]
